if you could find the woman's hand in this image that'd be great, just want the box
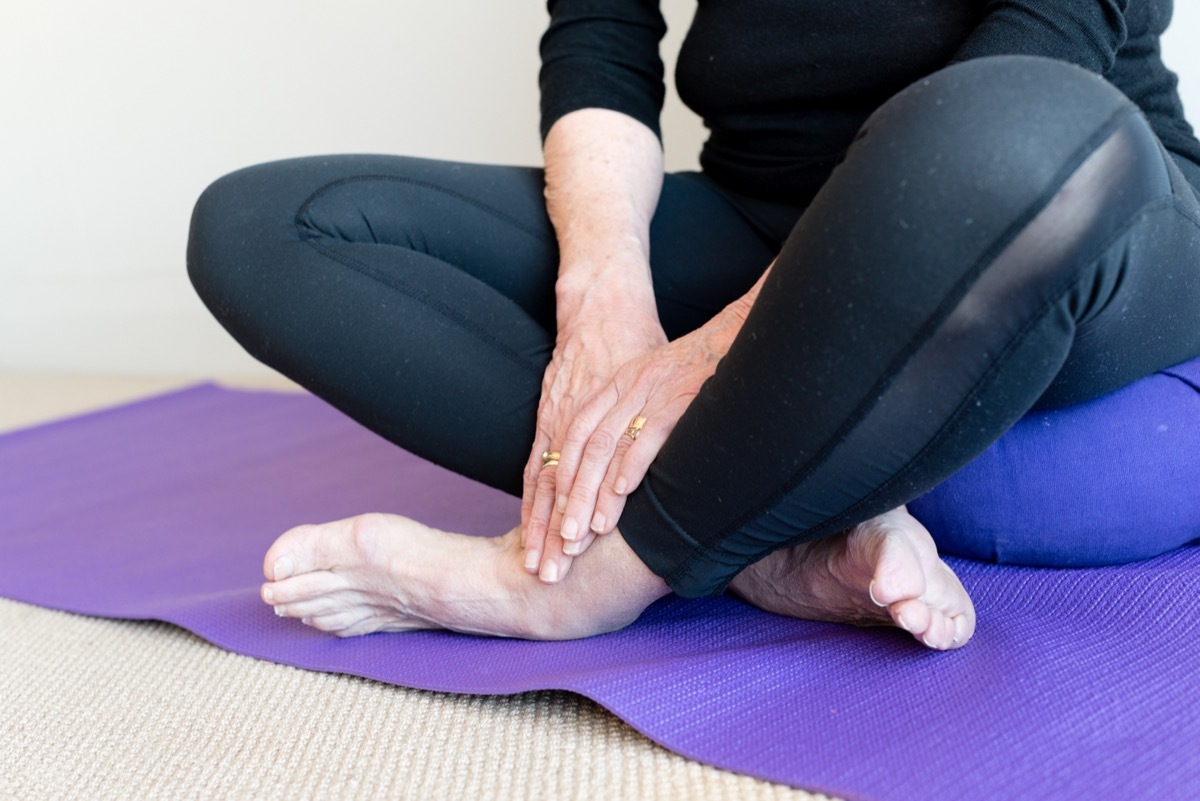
[528,107,667,581]
[520,308,666,580]
[533,296,753,579]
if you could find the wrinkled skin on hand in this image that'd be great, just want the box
[524,301,748,582]
[520,311,666,581]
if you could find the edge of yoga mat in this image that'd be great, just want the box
[3,384,1198,801]
[0,384,871,800]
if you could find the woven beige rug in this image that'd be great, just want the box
[0,374,836,801]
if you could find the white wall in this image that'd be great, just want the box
[0,2,1196,376]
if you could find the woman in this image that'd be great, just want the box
[188,1,1200,649]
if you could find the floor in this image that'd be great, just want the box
[0,372,835,801]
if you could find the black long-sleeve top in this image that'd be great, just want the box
[540,0,1200,203]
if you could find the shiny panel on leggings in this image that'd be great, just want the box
[619,57,1200,596]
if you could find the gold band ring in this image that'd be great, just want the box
[625,416,648,441]
[541,450,561,469]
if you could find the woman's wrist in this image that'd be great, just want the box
[555,260,660,331]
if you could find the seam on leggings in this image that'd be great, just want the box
[300,237,547,377]
[666,106,1143,586]
[1169,185,1200,229]
[810,195,1181,544]
[667,192,1181,592]
[294,174,555,245]
[730,192,1188,583]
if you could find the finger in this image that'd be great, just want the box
[537,478,577,581]
[552,384,620,520]
[561,530,596,557]
[589,410,676,535]
[559,412,634,542]
[520,422,553,529]
[589,468,629,536]
[609,412,674,502]
[520,449,542,532]
[522,463,559,573]
[537,526,576,584]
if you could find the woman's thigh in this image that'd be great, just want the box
[188,154,784,493]
[620,56,1200,596]
[188,156,561,493]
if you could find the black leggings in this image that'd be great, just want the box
[188,57,1200,597]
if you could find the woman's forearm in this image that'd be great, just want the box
[543,108,665,331]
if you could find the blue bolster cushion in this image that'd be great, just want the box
[909,357,1200,567]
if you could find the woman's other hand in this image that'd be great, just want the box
[523,108,665,581]
[542,299,750,573]
[520,305,666,580]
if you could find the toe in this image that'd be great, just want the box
[265,569,349,605]
[865,532,926,607]
[263,516,379,581]
[952,611,976,648]
[270,592,362,621]
[920,611,954,650]
[304,610,370,635]
[890,597,929,636]
[263,523,322,581]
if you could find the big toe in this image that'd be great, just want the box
[263,522,331,581]
[866,532,927,607]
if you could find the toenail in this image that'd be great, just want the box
[541,560,559,583]
[273,556,295,581]
[561,517,578,541]
[274,605,286,617]
[262,586,274,603]
[897,613,912,632]
[301,617,311,625]
[868,580,886,607]
[922,633,940,649]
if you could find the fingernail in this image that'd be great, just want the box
[556,494,567,513]
[561,517,578,541]
[274,605,286,617]
[524,550,540,572]
[563,539,581,556]
[262,586,274,603]
[614,477,628,495]
[868,580,886,607]
[272,556,294,581]
[590,513,606,533]
[541,560,559,583]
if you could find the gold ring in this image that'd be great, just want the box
[625,416,647,441]
[541,450,561,468]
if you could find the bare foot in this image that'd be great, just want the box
[259,513,669,640]
[728,507,975,650]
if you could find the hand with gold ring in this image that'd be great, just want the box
[541,307,745,572]
[519,313,668,585]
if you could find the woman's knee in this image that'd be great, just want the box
[188,167,257,307]
[856,56,1142,210]
[186,161,301,333]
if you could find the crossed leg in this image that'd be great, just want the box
[259,507,974,649]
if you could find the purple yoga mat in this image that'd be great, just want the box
[2,385,1198,801]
